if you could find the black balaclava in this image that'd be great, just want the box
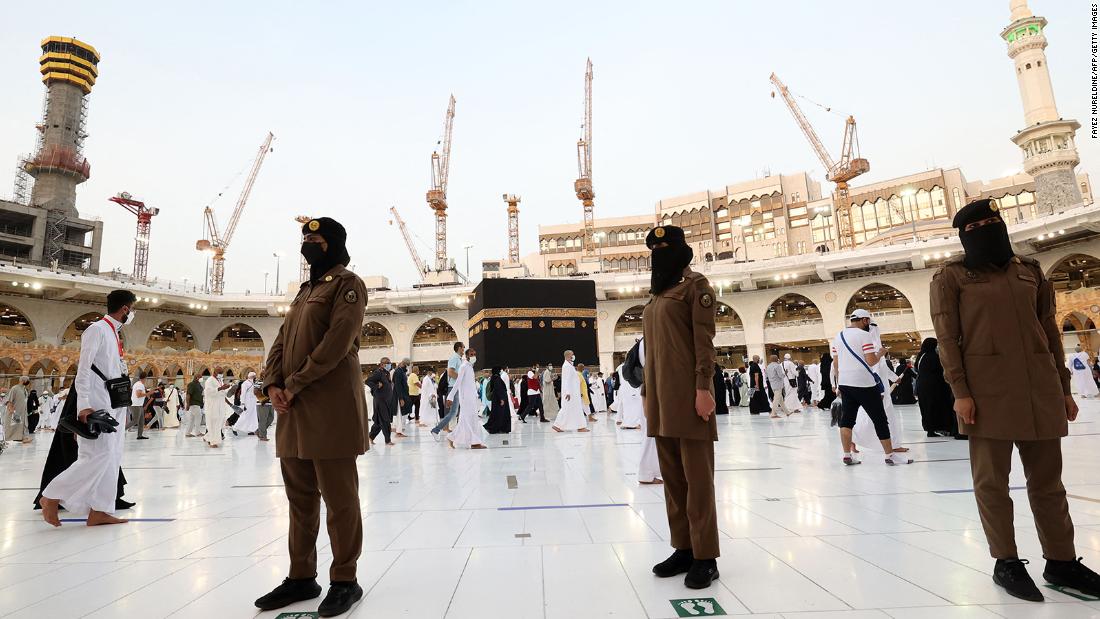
[301,217,352,283]
[952,199,1014,269]
[960,221,1014,269]
[650,243,694,295]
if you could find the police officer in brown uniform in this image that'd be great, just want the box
[641,225,720,589]
[256,217,370,617]
[931,199,1100,602]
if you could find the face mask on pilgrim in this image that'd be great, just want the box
[300,241,326,265]
[384,363,392,371]
[122,307,136,325]
[469,356,477,365]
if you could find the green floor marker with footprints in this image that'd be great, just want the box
[670,597,726,617]
[275,613,319,619]
[1044,584,1100,601]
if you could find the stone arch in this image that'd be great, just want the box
[1063,312,1088,332]
[210,322,265,353]
[61,312,103,345]
[715,302,743,331]
[362,321,394,348]
[0,302,37,343]
[1047,253,1100,292]
[147,320,197,351]
[411,317,458,346]
[132,362,160,379]
[614,305,646,337]
[764,293,822,326]
[845,282,914,315]
[27,357,62,391]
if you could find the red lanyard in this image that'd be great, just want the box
[101,317,123,357]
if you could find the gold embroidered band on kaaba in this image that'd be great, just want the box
[466,307,597,328]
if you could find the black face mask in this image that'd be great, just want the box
[650,244,694,294]
[960,221,1014,269]
[301,242,326,265]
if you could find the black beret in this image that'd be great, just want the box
[302,217,347,243]
[645,225,686,249]
[952,198,1002,229]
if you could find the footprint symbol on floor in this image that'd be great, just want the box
[678,601,700,616]
[697,600,715,614]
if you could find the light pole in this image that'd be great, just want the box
[900,187,918,242]
[273,252,282,294]
[463,245,473,278]
[264,271,270,294]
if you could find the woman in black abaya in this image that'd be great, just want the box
[483,367,512,434]
[915,337,961,438]
[747,359,771,414]
[817,352,836,410]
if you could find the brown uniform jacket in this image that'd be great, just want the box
[930,254,1070,440]
[263,264,370,459]
[642,269,718,441]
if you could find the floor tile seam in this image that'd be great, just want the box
[447,511,477,549]
[79,556,224,618]
[0,518,179,563]
[812,535,956,606]
[440,547,474,618]
[879,532,993,576]
[50,557,195,618]
[724,502,811,538]
[357,549,402,606]
[744,537,853,611]
[608,542,656,619]
[381,510,427,552]
[628,503,669,540]
[173,519,274,561]
[574,505,597,544]
[165,556,278,618]
[798,496,934,534]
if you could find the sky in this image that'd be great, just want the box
[0,0,1096,293]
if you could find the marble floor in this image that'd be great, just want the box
[3,402,1100,618]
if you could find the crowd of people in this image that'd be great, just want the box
[17,208,1100,614]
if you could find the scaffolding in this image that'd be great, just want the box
[12,158,31,205]
[44,208,67,267]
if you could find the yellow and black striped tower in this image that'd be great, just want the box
[24,36,100,215]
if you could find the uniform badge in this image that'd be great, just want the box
[654,227,665,238]
[344,289,358,303]
[699,293,713,308]
[308,220,321,231]
[324,275,333,282]
[989,202,1000,213]
[966,271,977,279]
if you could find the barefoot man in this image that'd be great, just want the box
[41,289,137,527]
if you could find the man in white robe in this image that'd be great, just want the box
[1070,346,1099,398]
[807,362,823,404]
[234,372,260,434]
[634,338,662,484]
[203,369,231,448]
[615,363,645,429]
[552,351,589,433]
[446,348,486,449]
[40,290,136,527]
[591,373,608,413]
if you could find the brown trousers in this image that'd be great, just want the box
[969,436,1075,561]
[280,456,363,582]
[656,436,720,560]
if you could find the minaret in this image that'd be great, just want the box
[1002,0,1083,213]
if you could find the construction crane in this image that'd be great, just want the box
[388,206,430,276]
[426,95,455,272]
[108,192,160,282]
[195,131,275,294]
[574,59,596,255]
[503,194,521,263]
[769,73,869,249]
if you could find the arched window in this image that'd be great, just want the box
[916,189,933,219]
[931,186,947,217]
[212,323,264,352]
[0,304,35,343]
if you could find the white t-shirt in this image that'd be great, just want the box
[831,327,878,388]
[131,381,147,406]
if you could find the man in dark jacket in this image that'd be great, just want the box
[392,359,410,436]
[367,358,395,446]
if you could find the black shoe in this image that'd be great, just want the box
[255,577,323,610]
[926,431,938,438]
[136,436,149,440]
[954,434,969,441]
[685,559,719,589]
[115,499,135,510]
[318,581,363,617]
[1044,557,1100,597]
[652,549,693,578]
[993,559,1044,602]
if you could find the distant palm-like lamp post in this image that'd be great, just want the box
[273,252,283,294]
[900,187,918,242]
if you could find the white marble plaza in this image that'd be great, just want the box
[2,402,1100,618]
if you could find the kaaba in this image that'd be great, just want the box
[467,279,598,371]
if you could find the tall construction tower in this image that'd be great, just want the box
[109,192,159,282]
[22,36,100,265]
[426,95,456,272]
[574,59,596,256]
[1003,0,1083,213]
[503,194,520,263]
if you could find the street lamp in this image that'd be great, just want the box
[900,187,918,242]
[273,252,282,294]
[264,271,270,294]
[463,245,474,278]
